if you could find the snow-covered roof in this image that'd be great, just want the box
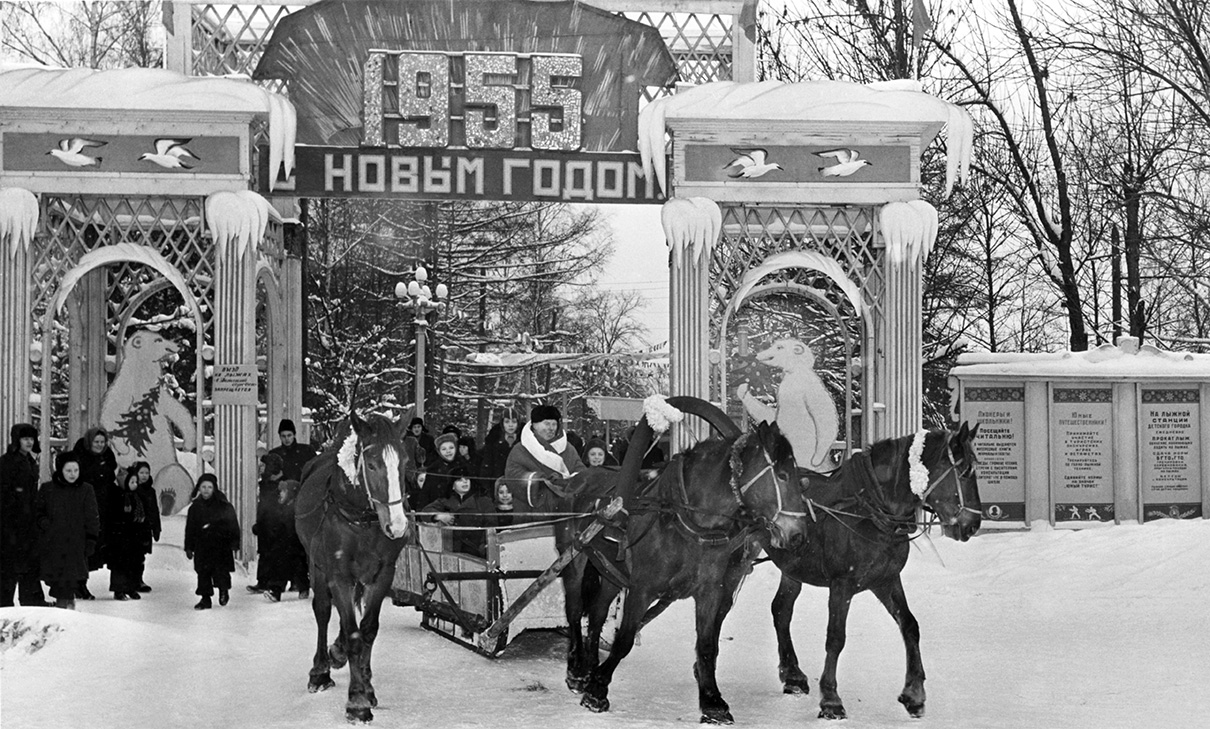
[638,79,973,196]
[0,64,296,188]
[952,338,1210,381]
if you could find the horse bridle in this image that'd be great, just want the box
[730,440,808,523]
[918,436,981,521]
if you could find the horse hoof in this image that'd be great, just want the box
[818,704,846,720]
[346,706,373,723]
[566,674,589,694]
[308,675,335,693]
[700,708,734,724]
[368,691,378,708]
[898,694,925,718]
[329,644,348,669]
[581,693,610,713]
[782,677,810,695]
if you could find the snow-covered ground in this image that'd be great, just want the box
[2,517,1207,729]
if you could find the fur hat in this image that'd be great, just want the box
[409,417,425,429]
[260,452,284,476]
[278,419,297,434]
[9,423,38,453]
[530,404,561,423]
[55,451,81,474]
[434,432,458,452]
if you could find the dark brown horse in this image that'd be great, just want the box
[767,423,982,720]
[550,397,809,724]
[295,413,413,722]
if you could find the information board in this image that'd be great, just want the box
[965,384,1026,522]
[212,364,259,406]
[1139,387,1203,520]
[1049,386,1115,523]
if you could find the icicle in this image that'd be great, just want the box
[906,200,939,262]
[0,187,38,260]
[880,202,924,265]
[206,191,270,260]
[661,197,720,265]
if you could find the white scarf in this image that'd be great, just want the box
[520,422,571,477]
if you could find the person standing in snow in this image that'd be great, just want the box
[269,419,316,483]
[71,426,117,600]
[35,452,100,610]
[249,453,284,595]
[106,471,153,601]
[1,423,50,607]
[184,474,240,610]
[128,461,161,593]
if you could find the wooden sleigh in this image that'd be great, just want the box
[391,497,622,656]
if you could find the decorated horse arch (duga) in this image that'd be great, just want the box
[0,0,970,598]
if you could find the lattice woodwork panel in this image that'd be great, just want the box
[30,196,216,437]
[191,2,301,88]
[711,205,884,322]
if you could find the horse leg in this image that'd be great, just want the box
[818,583,855,720]
[308,574,336,692]
[583,574,621,675]
[562,556,590,693]
[692,565,744,724]
[331,581,372,722]
[872,576,926,717]
[356,576,393,711]
[580,585,653,714]
[771,574,809,695]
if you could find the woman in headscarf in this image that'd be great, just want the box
[72,426,117,598]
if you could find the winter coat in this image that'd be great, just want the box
[422,489,499,557]
[184,489,240,575]
[135,481,162,549]
[253,478,283,555]
[479,424,520,481]
[413,455,471,510]
[269,442,317,483]
[1,434,42,574]
[504,425,586,487]
[255,484,303,583]
[73,430,118,568]
[35,474,101,584]
[106,484,153,571]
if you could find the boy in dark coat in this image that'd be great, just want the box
[1,423,50,606]
[259,477,306,602]
[35,452,101,610]
[422,467,496,557]
[128,461,162,592]
[184,474,240,610]
[269,419,317,483]
[248,453,284,594]
[106,471,153,601]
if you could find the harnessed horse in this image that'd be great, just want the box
[557,398,809,724]
[295,412,412,722]
[766,422,982,720]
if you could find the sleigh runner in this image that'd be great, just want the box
[392,498,623,656]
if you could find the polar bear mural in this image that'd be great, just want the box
[100,329,198,515]
[736,338,839,471]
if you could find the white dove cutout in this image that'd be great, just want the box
[816,148,872,178]
[139,138,201,169]
[724,148,783,179]
[47,138,106,168]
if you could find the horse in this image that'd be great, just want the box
[295,412,413,722]
[548,396,809,724]
[765,422,983,720]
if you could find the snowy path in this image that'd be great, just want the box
[2,519,1207,729]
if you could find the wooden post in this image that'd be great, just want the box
[0,216,33,450]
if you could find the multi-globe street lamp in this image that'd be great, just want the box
[394,265,447,419]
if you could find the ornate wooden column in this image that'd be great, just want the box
[664,197,721,452]
[209,191,272,558]
[67,269,109,444]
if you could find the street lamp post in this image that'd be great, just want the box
[395,265,448,420]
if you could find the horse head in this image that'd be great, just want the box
[731,421,809,549]
[921,422,982,542]
[338,411,412,540]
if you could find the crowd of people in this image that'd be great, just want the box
[0,407,661,611]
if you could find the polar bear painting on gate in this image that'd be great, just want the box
[737,338,839,471]
[100,329,198,514]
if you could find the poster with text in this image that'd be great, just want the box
[1139,388,1202,521]
[965,384,1026,522]
[1049,386,1115,523]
